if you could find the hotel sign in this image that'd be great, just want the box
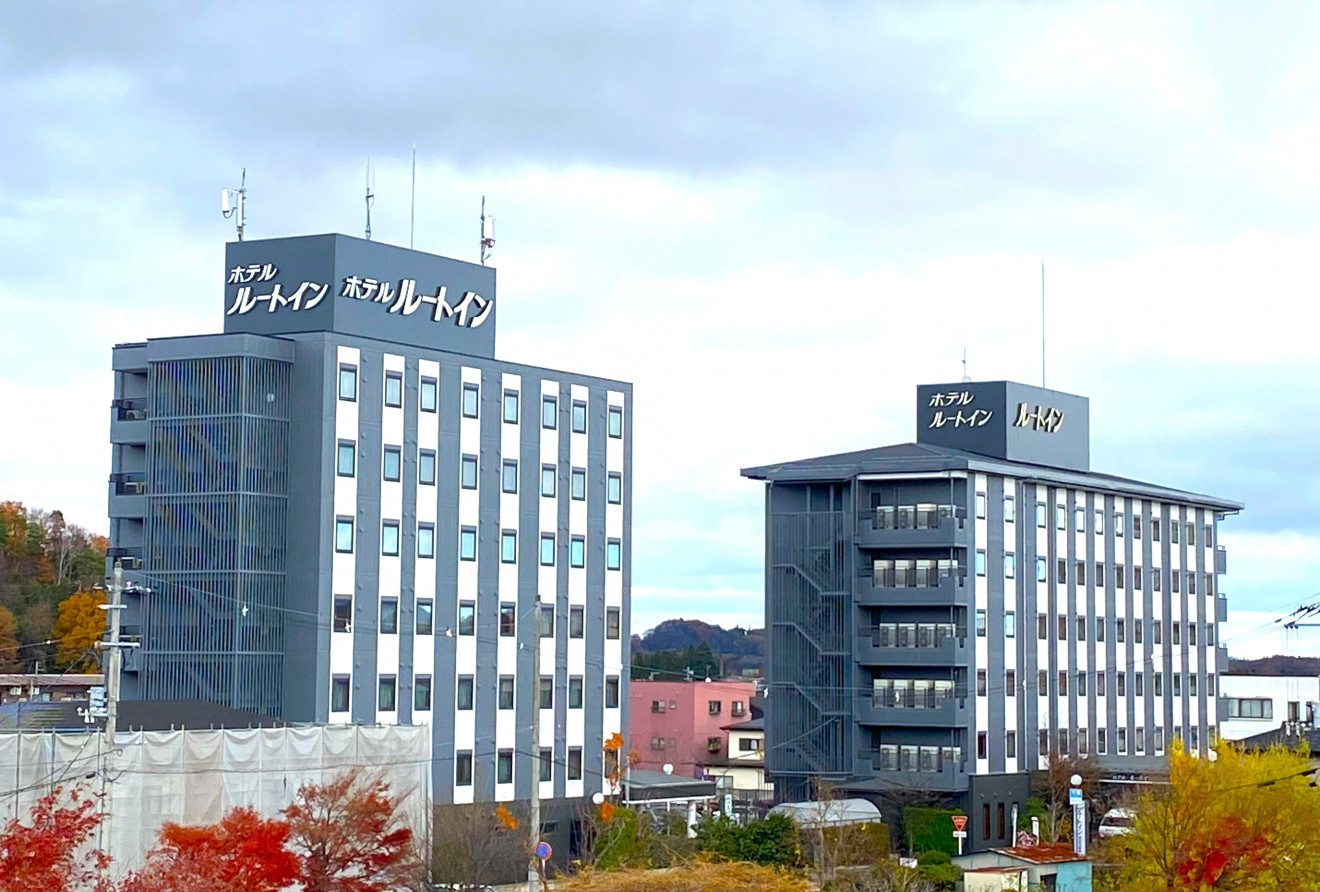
[916,381,1089,472]
[222,234,498,357]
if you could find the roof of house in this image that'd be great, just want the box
[721,716,764,732]
[990,842,1089,865]
[0,674,103,687]
[0,699,287,732]
[1238,724,1320,756]
[740,442,1241,511]
[769,798,881,828]
[622,769,717,801]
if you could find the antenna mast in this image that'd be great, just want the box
[220,168,247,241]
[410,145,416,249]
[365,160,375,241]
[480,196,495,265]
[1041,263,1046,388]
[962,347,970,383]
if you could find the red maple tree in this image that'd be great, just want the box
[0,786,108,892]
[119,806,299,892]
[283,769,417,892]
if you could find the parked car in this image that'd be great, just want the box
[1098,807,1136,838]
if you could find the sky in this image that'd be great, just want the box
[1,2,1316,658]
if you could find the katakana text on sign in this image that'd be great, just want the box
[1013,402,1064,433]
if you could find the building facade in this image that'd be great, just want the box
[107,233,632,817]
[1219,673,1320,740]
[742,381,1238,851]
[628,679,757,777]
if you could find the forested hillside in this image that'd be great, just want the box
[630,618,765,680]
[0,502,108,672]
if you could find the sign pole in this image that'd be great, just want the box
[951,814,968,856]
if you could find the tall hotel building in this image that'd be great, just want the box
[107,234,631,821]
[742,381,1236,851]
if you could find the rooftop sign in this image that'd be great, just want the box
[222,234,497,357]
[916,381,1089,471]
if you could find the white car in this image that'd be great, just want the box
[1098,807,1136,838]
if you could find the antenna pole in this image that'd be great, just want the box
[1041,263,1046,388]
[479,196,495,266]
[410,145,416,250]
[365,160,375,241]
[237,168,246,242]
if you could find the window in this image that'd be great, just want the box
[380,598,398,634]
[1136,673,1145,697]
[458,601,475,636]
[1039,728,1050,756]
[1116,618,1125,643]
[420,376,437,413]
[538,675,553,710]
[1004,495,1015,522]
[1098,670,1106,693]
[1116,512,1126,536]
[459,526,476,561]
[977,670,987,696]
[1038,670,1048,696]
[497,750,513,785]
[498,676,515,710]
[605,676,620,708]
[461,454,478,489]
[1171,520,1180,544]
[572,400,587,434]
[1006,730,1017,758]
[499,603,516,637]
[456,676,474,710]
[1079,729,1089,756]
[1189,623,1198,645]
[1189,674,1198,695]
[1076,616,1086,641]
[1154,672,1163,696]
[384,371,403,408]
[1134,621,1143,644]
[381,521,400,556]
[1037,613,1048,640]
[607,539,621,570]
[1117,672,1127,696]
[1004,553,1015,578]
[976,609,987,637]
[1058,671,1068,696]
[541,395,557,429]
[708,700,722,716]
[502,459,518,493]
[333,595,352,633]
[503,389,519,423]
[1227,698,1272,719]
[541,464,556,497]
[1096,618,1105,642]
[1075,561,1085,585]
[1096,562,1104,586]
[1006,669,1016,697]
[977,731,988,759]
[569,605,585,638]
[568,747,583,780]
[336,441,355,477]
[539,604,554,638]
[1057,615,1068,641]
[1208,623,1215,645]
[1187,522,1196,546]
[335,518,354,553]
[570,536,585,568]
[607,472,622,504]
[1188,573,1197,595]
[419,449,436,485]
[1036,557,1047,582]
[1075,506,1085,532]
[338,365,358,401]
[732,700,746,716]
[1154,622,1162,644]
[572,467,587,500]
[608,405,623,438]
[455,751,473,786]
[462,382,479,418]
[738,737,760,751]
[1095,508,1103,534]
[1118,728,1127,754]
[416,599,433,636]
[1174,674,1182,696]
[1152,518,1161,542]
[1097,729,1107,754]
[1155,727,1165,753]
[1057,558,1066,583]
[569,676,583,709]
[540,534,555,566]
[1056,505,1066,530]
[1058,730,1069,756]
[1172,571,1181,594]
[1005,611,1016,638]
[417,523,435,558]
[606,607,621,639]
[539,748,553,782]
[378,676,397,712]
[1116,565,1126,588]
[1134,566,1143,589]
[975,492,987,519]
[975,549,986,577]
[1078,672,1087,696]
[331,675,350,712]
[1133,515,1143,539]
[501,530,517,563]
[1203,523,1211,544]
[1036,501,1046,527]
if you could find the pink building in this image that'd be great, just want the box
[629,680,758,778]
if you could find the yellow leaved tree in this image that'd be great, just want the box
[53,590,105,671]
[1099,738,1319,891]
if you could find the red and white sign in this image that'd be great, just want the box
[951,814,968,832]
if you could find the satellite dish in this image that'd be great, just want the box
[662,763,674,775]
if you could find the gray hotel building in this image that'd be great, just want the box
[107,233,631,819]
[742,381,1237,851]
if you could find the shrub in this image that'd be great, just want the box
[564,858,809,892]
[900,807,959,857]
[696,813,802,868]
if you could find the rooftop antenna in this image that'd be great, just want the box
[220,168,247,241]
[409,144,416,250]
[364,159,375,241]
[962,347,970,382]
[479,195,495,265]
[1041,262,1046,388]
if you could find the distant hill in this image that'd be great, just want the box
[1227,655,1320,677]
[631,619,764,679]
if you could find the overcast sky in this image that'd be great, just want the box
[1,2,1316,658]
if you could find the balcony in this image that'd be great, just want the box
[856,686,969,727]
[1215,546,1227,575]
[858,568,968,607]
[108,476,147,518]
[1216,595,1227,623]
[856,504,971,549]
[855,623,966,667]
[856,747,969,792]
[110,401,149,444]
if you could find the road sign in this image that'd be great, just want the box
[951,814,968,832]
[952,830,968,839]
[1069,788,1083,806]
[535,841,552,861]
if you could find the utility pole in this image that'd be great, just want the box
[528,595,542,892]
[95,560,139,865]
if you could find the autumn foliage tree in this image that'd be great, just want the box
[119,806,300,892]
[53,590,106,671]
[0,786,108,892]
[1098,739,1320,891]
[283,769,418,892]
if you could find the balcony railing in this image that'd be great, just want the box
[872,563,963,589]
[872,680,961,709]
[864,622,960,649]
[872,504,960,531]
[862,745,965,774]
